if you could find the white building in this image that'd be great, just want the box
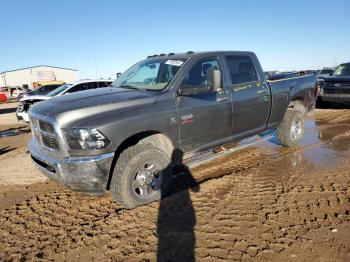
[0,65,78,89]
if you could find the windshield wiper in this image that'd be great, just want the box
[115,85,158,92]
[118,85,141,90]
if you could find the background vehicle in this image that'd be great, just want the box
[0,86,25,102]
[317,67,334,78]
[267,72,297,81]
[16,79,112,122]
[28,51,317,209]
[17,83,64,101]
[0,87,8,102]
[0,92,7,102]
[296,70,316,76]
[317,62,350,105]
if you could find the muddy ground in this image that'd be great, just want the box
[0,104,350,261]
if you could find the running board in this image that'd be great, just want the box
[187,134,273,169]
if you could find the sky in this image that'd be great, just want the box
[1,0,350,79]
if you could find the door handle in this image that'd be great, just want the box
[257,90,268,94]
[216,97,230,102]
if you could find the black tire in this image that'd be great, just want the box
[316,97,326,108]
[110,144,172,209]
[276,109,304,147]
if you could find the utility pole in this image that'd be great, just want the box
[94,55,98,79]
[333,57,337,67]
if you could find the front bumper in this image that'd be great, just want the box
[28,139,114,195]
[319,93,350,103]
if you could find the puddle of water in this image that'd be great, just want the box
[0,130,21,137]
[300,119,321,146]
[0,129,29,138]
[303,145,338,165]
[253,118,350,169]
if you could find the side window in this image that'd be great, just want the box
[68,83,88,93]
[182,58,219,89]
[98,81,112,88]
[98,82,107,88]
[225,56,258,85]
[88,82,99,89]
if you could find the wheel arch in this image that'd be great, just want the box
[288,98,306,114]
[106,131,175,190]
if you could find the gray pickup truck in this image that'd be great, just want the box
[28,51,316,208]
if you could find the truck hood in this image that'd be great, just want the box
[321,76,350,82]
[30,87,159,128]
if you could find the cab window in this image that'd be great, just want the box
[182,58,219,89]
[225,56,258,85]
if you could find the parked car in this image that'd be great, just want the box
[0,87,8,102]
[28,51,316,208]
[0,92,7,102]
[317,62,350,105]
[317,67,334,79]
[17,83,64,101]
[16,79,112,122]
[0,86,25,102]
[296,70,316,76]
[267,72,297,81]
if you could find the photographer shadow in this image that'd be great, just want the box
[157,149,199,262]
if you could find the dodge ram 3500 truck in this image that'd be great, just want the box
[28,51,316,208]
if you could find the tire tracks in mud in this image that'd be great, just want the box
[1,110,350,261]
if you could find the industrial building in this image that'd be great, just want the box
[0,65,78,89]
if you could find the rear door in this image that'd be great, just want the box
[224,55,270,136]
[177,57,232,152]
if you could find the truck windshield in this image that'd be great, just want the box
[47,84,72,97]
[333,64,350,76]
[319,69,333,75]
[111,58,188,91]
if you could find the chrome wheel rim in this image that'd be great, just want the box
[132,163,162,199]
[290,118,303,142]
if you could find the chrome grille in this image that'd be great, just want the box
[41,135,59,150]
[325,82,350,89]
[39,120,55,133]
[323,88,350,95]
[30,116,60,152]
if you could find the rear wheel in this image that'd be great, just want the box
[110,144,172,209]
[276,109,304,147]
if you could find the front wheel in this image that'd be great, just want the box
[276,109,304,147]
[110,144,172,209]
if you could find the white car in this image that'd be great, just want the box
[16,79,113,122]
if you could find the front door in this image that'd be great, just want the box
[177,57,232,153]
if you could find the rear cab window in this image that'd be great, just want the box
[225,55,259,85]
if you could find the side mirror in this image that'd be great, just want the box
[116,72,122,79]
[206,69,222,92]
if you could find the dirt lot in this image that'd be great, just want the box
[0,103,350,261]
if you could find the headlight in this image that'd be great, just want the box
[63,128,110,150]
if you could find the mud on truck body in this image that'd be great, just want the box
[28,51,317,208]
